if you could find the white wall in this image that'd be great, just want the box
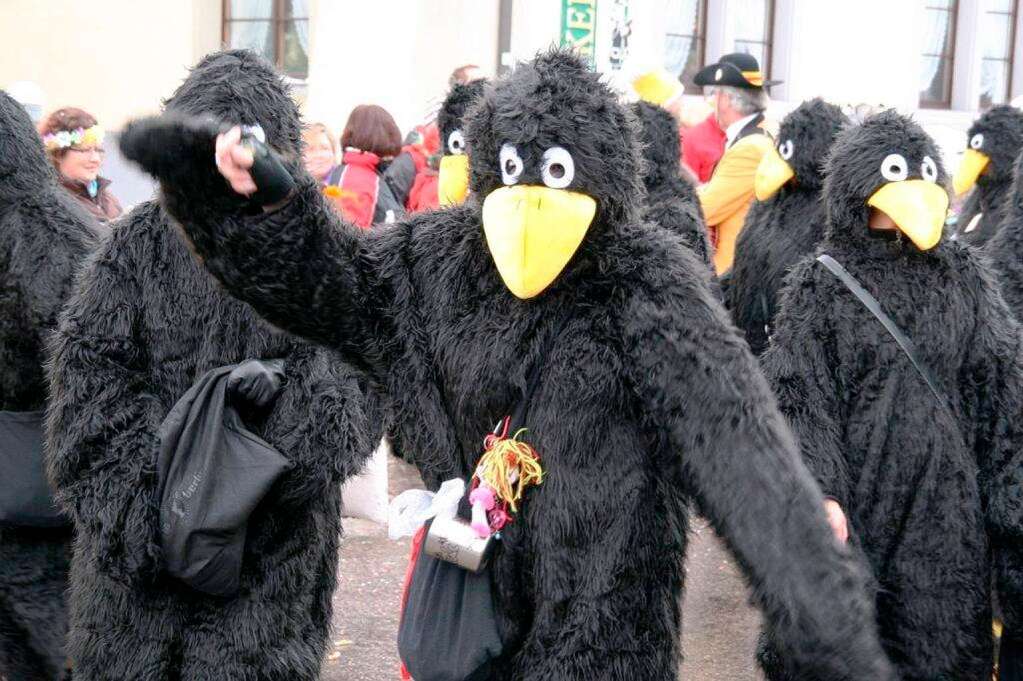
[304,0,500,136]
[0,0,222,128]
[776,0,919,110]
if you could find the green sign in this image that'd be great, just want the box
[560,0,598,69]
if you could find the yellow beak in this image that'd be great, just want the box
[482,185,597,299]
[953,148,990,196]
[755,147,796,201]
[866,180,949,251]
[438,154,470,206]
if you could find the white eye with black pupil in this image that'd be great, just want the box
[921,156,938,183]
[970,133,984,150]
[499,144,523,185]
[778,139,794,161]
[880,153,909,182]
[540,146,575,189]
[447,130,466,155]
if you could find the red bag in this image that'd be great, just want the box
[399,525,428,680]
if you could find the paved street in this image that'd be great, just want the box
[323,457,764,680]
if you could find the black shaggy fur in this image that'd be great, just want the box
[728,98,846,355]
[629,100,712,267]
[438,79,486,154]
[955,105,1023,246]
[762,110,1023,680]
[45,51,380,681]
[122,49,897,680]
[0,91,100,681]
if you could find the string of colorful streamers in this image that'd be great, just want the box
[475,428,543,513]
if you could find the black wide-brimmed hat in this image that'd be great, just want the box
[694,52,782,90]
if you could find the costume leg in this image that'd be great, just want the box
[66,563,179,681]
[0,529,71,681]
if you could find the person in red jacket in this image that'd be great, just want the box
[681,113,726,183]
[323,105,405,228]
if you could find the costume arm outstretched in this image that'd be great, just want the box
[626,252,893,681]
[119,114,402,376]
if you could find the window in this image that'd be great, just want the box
[222,0,309,80]
[729,0,775,77]
[920,1,958,108]
[663,0,707,91]
[979,0,1019,108]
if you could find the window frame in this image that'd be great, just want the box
[221,0,309,80]
[664,0,709,90]
[978,0,1019,108]
[731,0,776,80]
[920,0,960,109]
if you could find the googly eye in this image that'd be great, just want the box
[447,130,466,155]
[540,146,575,189]
[778,139,794,161]
[970,133,984,150]
[242,124,266,144]
[880,153,909,182]
[921,156,939,183]
[500,144,524,185]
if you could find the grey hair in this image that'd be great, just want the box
[708,85,769,115]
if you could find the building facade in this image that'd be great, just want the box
[1,0,1016,204]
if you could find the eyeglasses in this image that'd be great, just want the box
[68,146,106,156]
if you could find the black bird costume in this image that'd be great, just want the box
[629,100,712,267]
[0,90,101,681]
[435,78,486,207]
[728,98,846,355]
[45,52,379,681]
[953,104,1023,246]
[121,50,896,680]
[762,110,1023,680]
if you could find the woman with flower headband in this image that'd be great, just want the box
[39,107,122,223]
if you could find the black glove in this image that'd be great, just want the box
[119,113,294,208]
[227,359,286,410]
[239,130,296,206]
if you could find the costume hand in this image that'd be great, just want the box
[823,498,849,544]
[228,359,286,409]
[215,126,257,196]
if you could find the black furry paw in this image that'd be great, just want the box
[119,113,251,220]
[119,113,222,184]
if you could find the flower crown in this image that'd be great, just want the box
[43,124,104,152]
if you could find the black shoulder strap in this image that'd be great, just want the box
[815,254,952,414]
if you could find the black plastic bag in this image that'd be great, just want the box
[0,410,68,527]
[156,360,291,597]
[397,519,504,681]
[1002,634,1023,681]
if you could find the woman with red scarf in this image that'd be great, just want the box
[321,105,405,228]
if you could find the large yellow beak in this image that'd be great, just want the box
[866,180,949,251]
[952,148,990,196]
[438,154,470,206]
[482,185,597,299]
[755,147,796,201]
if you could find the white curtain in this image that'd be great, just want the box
[919,7,950,93]
[730,0,768,42]
[228,0,274,61]
[662,0,700,74]
[291,0,310,54]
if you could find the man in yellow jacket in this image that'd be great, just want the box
[696,53,778,275]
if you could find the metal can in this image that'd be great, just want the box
[423,514,495,573]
